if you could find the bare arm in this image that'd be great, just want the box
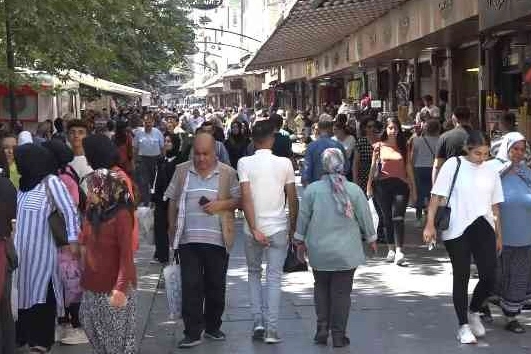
[366,145,379,196]
[423,194,443,243]
[432,157,445,183]
[492,203,503,252]
[285,182,299,238]
[167,200,178,247]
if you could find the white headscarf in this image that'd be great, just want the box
[490,132,527,174]
[17,131,33,146]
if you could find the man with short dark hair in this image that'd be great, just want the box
[432,106,471,181]
[67,120,93,192]
[302,120,347,186]
[238,120,298,344]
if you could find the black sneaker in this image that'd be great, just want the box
[178,336,202,348]
[204,329,226,341]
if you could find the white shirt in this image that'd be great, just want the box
[238,149,296,237]
[69,155,93,193]
[431,157,504,241]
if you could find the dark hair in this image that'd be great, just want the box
[83,134,119,170]
[333,121,347,132]
[106,120,115,132]
[465,130,490,150]
[67,119,89,133]
[360,117,377,137]
[501,112,517,130]
[114,121,128,146]
[423,95,433,103]
[54,118,64,133]
[425,119,441,136]
[0,145,8,178]
[380,117,408,158]
[164,133,181,158]
[453,106,471,122]
[252,120,275,144]
[317,120,333,132]
[269,113,284,131]
[335,114,348,125]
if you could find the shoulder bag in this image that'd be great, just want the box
[44,177,69,247]
[435,157,461,233]
[422,136,436,160]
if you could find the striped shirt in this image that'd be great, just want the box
[180,165,240,247]
[15,175,80,310]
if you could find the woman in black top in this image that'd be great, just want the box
[0,147,17,354]
[152,133,184,264]
[225,120,250,169]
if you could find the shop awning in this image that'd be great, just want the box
[65,70,145,98]
[246,0,409,70]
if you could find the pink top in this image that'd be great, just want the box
[374,142,408,184]
[59,166,80,207]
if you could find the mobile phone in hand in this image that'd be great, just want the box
[198,196,210,206]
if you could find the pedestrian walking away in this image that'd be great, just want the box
[424,130,504,344]
[165,132,240,348]
[238,120,299,344]
[294,148,376,348]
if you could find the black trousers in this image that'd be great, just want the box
[374,178,409,248]
[136,155,159,205]
[0,271,15,354]
[16,282,57,350]
[153,201,169,263]
[444,217,497,326]
[179,243,229,339]
[313,269,355,338]
[58,302,81,328]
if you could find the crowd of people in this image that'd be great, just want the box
[0,100,530,353]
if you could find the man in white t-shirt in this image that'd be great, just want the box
[238,120,299,344]
[67,120,93,193]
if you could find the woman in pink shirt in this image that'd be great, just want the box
[367,117,416,265]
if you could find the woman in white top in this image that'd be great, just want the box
[423,131,504,345]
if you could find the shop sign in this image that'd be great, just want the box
[480,0,530,31]
[190,0,223,10]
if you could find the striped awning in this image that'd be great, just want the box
[246,0,409,70]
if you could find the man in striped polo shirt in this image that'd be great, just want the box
[165,133,240,348]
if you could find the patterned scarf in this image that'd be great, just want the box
[85,169,134,229]
[321,148,353,219]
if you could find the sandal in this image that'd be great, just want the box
[505,320,526,334]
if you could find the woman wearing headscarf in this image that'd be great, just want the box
[17,131,33,146]
[83,134,139,252]
[225,120,250,169]
[486,132,531,333]
[0,147,17,354]
[42,140,88,345]
[14,144,80,353]
[79,168,137,354]
[151,133,184,264]
[294,148,377,348]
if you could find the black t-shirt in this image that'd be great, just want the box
[436,126,469,160]
[272,133,293,159]
[0,177,16,239]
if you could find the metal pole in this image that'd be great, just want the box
[5,0,18,130]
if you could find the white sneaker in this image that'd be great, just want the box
[385,250,395,263]
[55,324,68,342]
[457,324,477,344]
[61,327,89,345]
[468,312,486,337]
[394,250,406,266]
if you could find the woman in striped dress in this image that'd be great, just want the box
[13,144,80,353]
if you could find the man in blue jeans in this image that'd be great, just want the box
[238,120,298,344]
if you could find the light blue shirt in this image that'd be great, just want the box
[302,135,348,184]
[500,171,531,247]
[295,179,375,271]
[133,127,164,157]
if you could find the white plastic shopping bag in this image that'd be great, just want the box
[136,206,154,245]
[163,261,182,320]
[11,272,18,321]
[368,198,379,232]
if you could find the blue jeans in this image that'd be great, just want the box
[244,230,288,331]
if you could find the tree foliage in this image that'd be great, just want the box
[0,0,196,87]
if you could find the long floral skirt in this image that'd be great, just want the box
[497,246,531,317]
[80,290,136,354]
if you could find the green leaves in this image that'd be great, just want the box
[0,0,195,86]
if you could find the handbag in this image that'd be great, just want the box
[44,177,69,247]
[435,157,461,233]
[283,241,308,273]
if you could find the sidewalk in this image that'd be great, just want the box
[53,214,531,354]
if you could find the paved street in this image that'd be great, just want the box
[51,210,531,354]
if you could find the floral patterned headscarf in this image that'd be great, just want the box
[321,148,353,219]
[85,168,134,229]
